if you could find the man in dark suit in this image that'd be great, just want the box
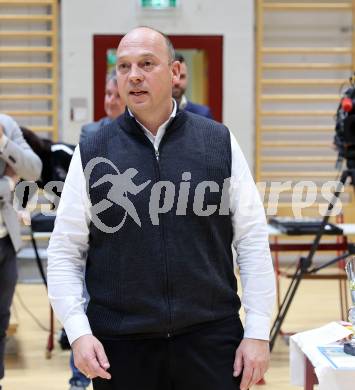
[172,52,213,119]
[80,71,125,143]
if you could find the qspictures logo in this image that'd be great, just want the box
[13,157,345,234]
[83,157,232,234]
[84,157,151,233]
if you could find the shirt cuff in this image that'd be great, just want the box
[0,134,8,152]
[243,313,271,341]
[64,313,92,345]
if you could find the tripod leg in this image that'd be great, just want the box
[31,232,47,287]
[270,263,303,351]
[46,305,54,359]
[273,237,282,310]
[275,265,300,315]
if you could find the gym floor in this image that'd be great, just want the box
[3,272,344,390]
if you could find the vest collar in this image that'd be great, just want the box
[117,101,188,138]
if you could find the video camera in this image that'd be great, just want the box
[334,73,355,168]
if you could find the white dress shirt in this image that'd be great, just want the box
[179,94,188,110]
[47,109,275,345]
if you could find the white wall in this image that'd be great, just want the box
[61,0,255,169]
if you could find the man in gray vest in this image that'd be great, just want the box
[0,114,42,390]
[48,27,275,390]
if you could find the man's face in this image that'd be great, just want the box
[116,28,180,117]
[172,62,188,101]
[104,78,125,119]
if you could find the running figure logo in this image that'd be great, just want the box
[84,157,151,233]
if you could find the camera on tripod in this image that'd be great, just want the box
[334,73,355,169]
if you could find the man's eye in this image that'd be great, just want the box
[143,61,153,69]
[117,63,129,73]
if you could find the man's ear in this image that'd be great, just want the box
[171,60,181,84]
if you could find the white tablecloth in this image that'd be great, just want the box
[290,323,355,390]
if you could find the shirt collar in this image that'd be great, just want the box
[179,94,188,110]
[127,99,177,139]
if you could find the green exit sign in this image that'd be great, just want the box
[140,0,178,9]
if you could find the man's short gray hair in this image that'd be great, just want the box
[161,31,175,63]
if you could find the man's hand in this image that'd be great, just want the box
[233,338,270,390]
[0,124,3,139]
[72,334,111,380]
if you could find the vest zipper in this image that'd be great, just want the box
[152,144,172,335]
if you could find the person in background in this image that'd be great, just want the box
[20,127,74,188]
[172,52,213,119]
[0,114,42,390]
[80,70,125,143]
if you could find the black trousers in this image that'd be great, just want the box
[0,235,17,380]
[93,315,243,390]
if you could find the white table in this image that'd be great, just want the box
[290,325,355,390]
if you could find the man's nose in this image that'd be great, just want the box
[129,64,144,83]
